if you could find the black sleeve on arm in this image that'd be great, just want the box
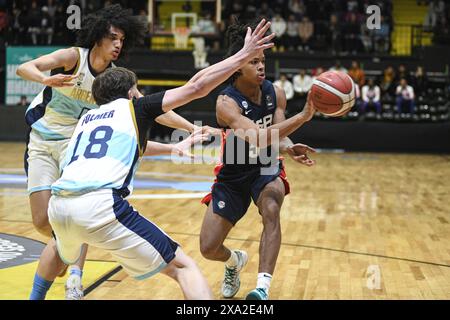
[133,91,166,120]
[132,91,166,151]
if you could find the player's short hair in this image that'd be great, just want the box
[76,4,147,59]
[92,67,137,105]
[225,18,267,83]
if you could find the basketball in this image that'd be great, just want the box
[310,71,356,117]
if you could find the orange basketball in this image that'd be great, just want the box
[310,71,356,117]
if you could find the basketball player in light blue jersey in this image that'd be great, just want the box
[18,5,216,300]
[31,19,275,300]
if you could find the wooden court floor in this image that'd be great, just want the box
[0,141,449,300]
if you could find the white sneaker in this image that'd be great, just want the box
[221,250,248,298]
[65,274,84,300]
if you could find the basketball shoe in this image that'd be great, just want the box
[245,288,269,300]
[65,274,84,300]
[221,250,248,298]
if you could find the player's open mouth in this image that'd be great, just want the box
[258,74,265,80]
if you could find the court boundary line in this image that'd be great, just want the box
[169,231,450,269]
[83,265,123,297]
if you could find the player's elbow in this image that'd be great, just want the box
[16,63,27,78]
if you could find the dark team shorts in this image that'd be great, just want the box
[201,161,290,225]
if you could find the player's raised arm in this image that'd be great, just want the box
[160,19,275,112]
[16,47,79,87]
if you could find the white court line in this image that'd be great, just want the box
[0,191,207,200]
[0,168,24,174]
[0,168,215,181]
[129,193,207,200]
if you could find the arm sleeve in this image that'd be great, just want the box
[133,91,166,121]
[132,91,166,150]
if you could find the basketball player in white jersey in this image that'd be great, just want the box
[18,5,214,300]
[32,19,275,300]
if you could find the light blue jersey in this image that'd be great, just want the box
[52,98,141,197]
[51,92,166,198]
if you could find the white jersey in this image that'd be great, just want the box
[25,47,113,140]
[52,93,165,197]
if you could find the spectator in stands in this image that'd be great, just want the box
[257,2,274,20]
[411,66,428,97]
[288,0,306,19]
[274,74,294,101]
[328,13,342,55]
[17,95,29,107]
[10,4,26,45]
[28,0,41,45]
[293,69,313,96]
[396,64,410,83]
[348,61,366,87]
[396,78,415,114]
[361,79,382,115]
[313,66,325,78]
[343,11,362,54]
[271,14,287,51]
[373,16,390,53]
[424,0,445,29]
[298,16,314,52]
[284,14,299,51]
[41,6,54,45]
[329,60,348,73]
[293,69,312,111]
[360,23,374,53]
[381,65,396,94]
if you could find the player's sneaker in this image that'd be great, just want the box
[65,274,84,300]
[245,288,269,300]
[221,250,248,298]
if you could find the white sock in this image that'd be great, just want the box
[69,265,82,278]
[257,273,272,293]
[225,250,238,267]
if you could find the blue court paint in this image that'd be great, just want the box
[0,174,212,192]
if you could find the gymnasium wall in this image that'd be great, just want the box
[2,104,448,154]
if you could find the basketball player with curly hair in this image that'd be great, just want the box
[17,4,211,300]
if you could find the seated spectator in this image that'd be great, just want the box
[410,66,428,97]
[381,65,396,95]
[396,64,410,83]
[312,66,325,78]
[396,79,415,114]
[271,14,287,51]
[361,79,381,114]
[41,6,54,45]
[348,61,366,87]
[17,95,29,107]
[257,2,274,20]
[329,60,348,73]
[298,16,314,52]
[373,16,390,53]
[293,69,313,96]
[288,0,306,19]
[284,14,299,51]
[293,69,313,110]
[274,74,294,101]
[343,12,362,54]
[28,0,41,45]
[328,13,342,55]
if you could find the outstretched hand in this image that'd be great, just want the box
[241,19,276,59]
[173,127,209,158]
[286,143,316,166]
[43,74,78,88]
